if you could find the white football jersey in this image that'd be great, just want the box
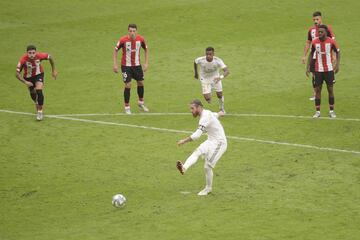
[195,56,226,83]
[197,109,227,142]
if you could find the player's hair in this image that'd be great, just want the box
[191,99,203,107]
[318,24,328,31]
[206,47,215,52]
[26,45,36,51]
[313,11,322,17]
[128,24,137,29]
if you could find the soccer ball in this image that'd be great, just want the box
[112,194,126,208]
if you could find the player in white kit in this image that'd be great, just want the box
[194,47,229,113]
[176,99,227,196]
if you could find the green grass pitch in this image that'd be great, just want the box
[1,0,360,239]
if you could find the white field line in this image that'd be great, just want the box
[47,112,360,122]
[1,109,360,155]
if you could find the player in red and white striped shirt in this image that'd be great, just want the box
[302,11,336,101]
[16,45,57,121]
[113,24,149,114]
[306,25,340,118]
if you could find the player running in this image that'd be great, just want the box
[113,24,149,114]
[302,11,335,101]
[15,45,57,121]
[176,99,227,196]
[194,47,229,113]
[306,25,340,118]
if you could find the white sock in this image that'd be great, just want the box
[205,166,213,189]
[183,150,201,171]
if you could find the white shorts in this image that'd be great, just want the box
[196,140,227,168]
[200,79,223,94]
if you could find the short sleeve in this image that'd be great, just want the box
[38,52,49,60]
[141,37,147,49]
[217,58,226,69]
[16,57,26,72]
[331,39,340,53]
[194,57,202,64]
[115,39,124,51]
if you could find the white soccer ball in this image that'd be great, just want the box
[112,194,126,208]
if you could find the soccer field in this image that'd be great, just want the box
[1,0,360,239]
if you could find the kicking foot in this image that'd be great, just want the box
[309,96,315,101]
[329,110,336,118]
[138,102,149,112]
[313,111,320,118]
[176,161,184,175]
[124,106,131,115]
[198,187,212,196]
[36,111,43,121]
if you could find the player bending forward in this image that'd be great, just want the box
[194,47,229,113]
[16,45,57,121]
[176,99,227,196]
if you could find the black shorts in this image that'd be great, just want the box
[25,73,44,88]
[121,66,144,83]
[314,71,335,87]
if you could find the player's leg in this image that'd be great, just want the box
[325,71,336,118]
[201,82,212,103]
[133,66,148,112]
[177,141,207,175]
[28,86,37,103]
[309,59,316,101]
[34,76,45,121]
[215,81,224,112]
[121,66,132,114]
[198,141,227,196]
[313,72,323,118]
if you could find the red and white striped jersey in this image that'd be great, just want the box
[311,37,339,72]
[115,35,147,67]
[307,25,335,41]
[16,52,49,78]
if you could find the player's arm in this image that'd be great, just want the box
[113,40,123,73]
[302,30,312,64]
[306,44,314,77]
[332,43,340,73]
[215,67,229,83]
[142,41,149,72]
[194,61,199,79]
[177,125,205,145]
[213,111,225,118]
[113,49,119,73]
[302,40,311,64]
[15,62,33,87]
[48,55,58,80]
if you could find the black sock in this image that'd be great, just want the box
[137,86,144,100]
[329,97,334,110]
[124,88,130,105]
[30,92,37,102]
[36,90,44,106]
[315,98,321,111]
